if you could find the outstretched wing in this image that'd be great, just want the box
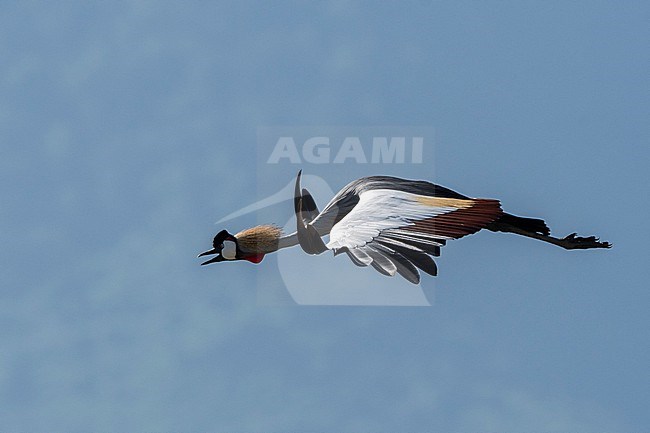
[326,188,503,283]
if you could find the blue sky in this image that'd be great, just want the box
[1,1,649,431]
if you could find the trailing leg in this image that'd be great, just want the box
[487,213,611,250]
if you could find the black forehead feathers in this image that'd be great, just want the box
[212,229,231,248]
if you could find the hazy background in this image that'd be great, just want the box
[1,1,648,431]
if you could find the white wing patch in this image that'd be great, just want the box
[326,189,467,251]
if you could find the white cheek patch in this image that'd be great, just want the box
[221,240,237,260]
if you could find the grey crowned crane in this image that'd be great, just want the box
[199,171,610,284]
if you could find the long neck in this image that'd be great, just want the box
[276,231,300,250]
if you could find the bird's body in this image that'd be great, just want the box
[199,171,610,283]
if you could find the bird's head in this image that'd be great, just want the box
[198,229,238,265]
[198,225,282,266]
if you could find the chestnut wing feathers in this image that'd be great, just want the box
[324,186,503,283]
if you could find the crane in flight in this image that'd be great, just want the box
[199,171,610,284]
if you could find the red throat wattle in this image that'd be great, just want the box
[244,254,265,264]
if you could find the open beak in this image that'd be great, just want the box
[197,248,224,266]
[198,248,218,258]
[200,255,225,266]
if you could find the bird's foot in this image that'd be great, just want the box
[561,233,612,250]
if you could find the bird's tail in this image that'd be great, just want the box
[488,213,550,236]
